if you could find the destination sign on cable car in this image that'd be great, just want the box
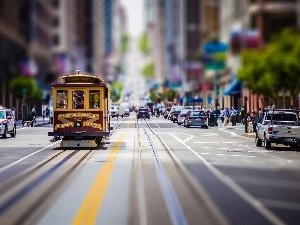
[64,76,97,84]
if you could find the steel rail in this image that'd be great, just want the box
[0,149,95,225]
[139,119,188,225]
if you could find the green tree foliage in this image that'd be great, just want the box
[111,81,123,103]
[165,89,178,102]
[9,76,42,100]
[142,61,154,79]
[149,89,157,103]
[149,89,178,103]
[238,28,300,104]
[139,32,151,55]
[121,33,130,54]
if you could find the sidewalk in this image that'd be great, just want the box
[217,123,256,138]
[16,116,50,128]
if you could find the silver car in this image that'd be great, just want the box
[0,109,16,138]
[177,109,192,125]
[184,110,208,128]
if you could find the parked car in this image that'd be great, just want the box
[184,110,208,128]
[0,108,16,138]
[177,109,192,125]
[167,106,184,120]
[171,109,182,123]
[110,105,120,118]
[137,107,151,119]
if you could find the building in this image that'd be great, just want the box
[244,0,300,111]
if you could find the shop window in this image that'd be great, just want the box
[56,90,68,109]
[89,90,100,109]
[73,90,84,109]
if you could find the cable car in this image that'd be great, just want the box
[48,70,111,148]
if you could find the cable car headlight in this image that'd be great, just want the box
[75,121,81,128]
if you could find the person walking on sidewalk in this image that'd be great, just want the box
[30,107,37,127]
[230,107,238,126]
[223,108,230,126]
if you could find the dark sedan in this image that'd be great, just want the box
[137,107,151,119]
[184,110,208,128]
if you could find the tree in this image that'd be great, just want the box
[141,61,154,79]
[9,76,42,100]
[238,28,300,106]
[139,32,151,55]
[111,81,123,103]
[121,33,130,55]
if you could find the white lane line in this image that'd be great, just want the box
[218,148,229,150]
[149,119,161,128]
[230,155,256,158]
[260,199,300,211]
[219,128,238,137]
[183,135,195,143]
[223,142,236,144]
[0,140,61,174]
[201,153,211,155]
[202,147,212,149]
[194,142,220,144]
[167,133,285,225]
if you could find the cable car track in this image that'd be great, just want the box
[0,148,96,225]
[134,119,227,225]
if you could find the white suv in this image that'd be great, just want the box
[0,109,16,138]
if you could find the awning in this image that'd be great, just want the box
[223,80,242,95]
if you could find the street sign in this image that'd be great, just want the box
[204,41,228,70]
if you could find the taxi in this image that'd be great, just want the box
[0,108,16,138]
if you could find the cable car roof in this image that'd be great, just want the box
[60,70,105,84]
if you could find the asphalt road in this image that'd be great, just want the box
[0,114,299,225]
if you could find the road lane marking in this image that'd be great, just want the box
[73,134,125,225]
[126,118,132,128]
[0,141,61,174]
[182,135,194,143]
[168,133,285,225]
[194,142,220,144]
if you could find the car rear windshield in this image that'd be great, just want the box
[139,108,148,112]
[266,114,298,121]
[190,111,205,116]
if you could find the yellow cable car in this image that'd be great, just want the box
[48,70,111,148]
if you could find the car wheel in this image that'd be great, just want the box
[264,135,271,149]
[2,127,7,139]
[255,134,262,147]
[10,126,16,137]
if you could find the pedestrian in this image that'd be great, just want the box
[223,108,230,126]
[239,106,245,124]
[251,111,258,133]
[31,107,37,127]
[230,107,238,126]
[46,106,50,118]
[11,107,16,119]
[258,108,263,123]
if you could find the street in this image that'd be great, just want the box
[0,115,299,225]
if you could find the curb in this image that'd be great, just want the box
[34,122,49,127]
[240,133,255,138]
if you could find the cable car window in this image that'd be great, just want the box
[56,90,68,109]
[73,90,84,109]
[89,90,100,108]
